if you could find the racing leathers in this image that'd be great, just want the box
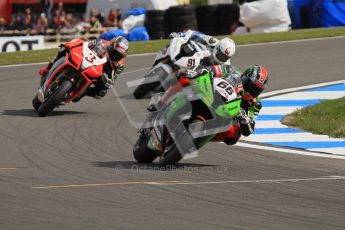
[208,64,261,145]
[39,38,125,99]
[168,29,232,66]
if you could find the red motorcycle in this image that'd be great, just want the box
[32,39,107,116]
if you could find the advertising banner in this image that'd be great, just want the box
[0,36,45,53]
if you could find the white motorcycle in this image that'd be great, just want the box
[133,34,211,99]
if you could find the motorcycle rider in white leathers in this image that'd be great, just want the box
[168,29,236,66]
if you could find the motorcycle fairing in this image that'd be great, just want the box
[42,42,106,102]
[169,37,210,69]
[191,73,242,118]
[81,42,107,73]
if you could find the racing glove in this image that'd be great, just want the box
[248,100,262,119]
[252,101,262,116]
[207,37,219,47]
[88,39,99,49]
[177,69,197,79]
[112,64,124,81]
[115,64,124,74]
[237,108,254,137]
[101,73,114,89]
[178,66,209,79]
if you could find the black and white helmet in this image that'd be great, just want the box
[212,37,236,64]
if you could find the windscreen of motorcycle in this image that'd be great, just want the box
[213,78,238,103]
[81,42,107,69]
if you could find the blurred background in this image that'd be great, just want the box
[0,0,344,51]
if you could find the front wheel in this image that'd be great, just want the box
[32,95,42,111]
[133,131,157,163]
[133,63,173,99]
[158,145,183,166]
[158,119,207,166]
[37,80,73,117]
[133,81,160,99]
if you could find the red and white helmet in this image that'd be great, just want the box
[212,37,236,64]
[107,36,129,62]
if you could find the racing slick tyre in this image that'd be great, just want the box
[32,95,42,111]
[158,144,183,167]
[145,10,168,40]
[133,131,157,163]
[196,5,217,35]
[148,32,165,40]
[215,4,239,35]
[133,81,160,99]
[158,118,207,167]
[37,80,73,117]
[165,5,197,35]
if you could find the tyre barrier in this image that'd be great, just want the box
[165,5,198,37]
[144,10,167,39]
[145,4,240,40]
[215,4,240,35]
[195,5,217,35]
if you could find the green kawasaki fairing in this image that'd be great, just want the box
[162,72,242,149]
[192,73,242,118]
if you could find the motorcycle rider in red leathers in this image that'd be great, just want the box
[38,36,129,100]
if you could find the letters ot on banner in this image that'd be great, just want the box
[0,36,45,53]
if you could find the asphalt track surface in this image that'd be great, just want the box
[1,37,345,229]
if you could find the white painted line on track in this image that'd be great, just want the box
[0,62,47,68]
[261,80,345,98]
[242,133,344,142]
[260,106,302,115]
[265,91,345,100]
[121,67,150,76]
[308,148,345,155]
[235,142,345,159]
[32,176,345,189]
[127,78,145,87]
[254,120,287,128]
[156,175,345,186]
[239,35,345,48]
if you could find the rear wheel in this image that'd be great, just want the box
[37,80,73,117]
[133,131,157,163]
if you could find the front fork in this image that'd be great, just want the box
[37,57,67,101]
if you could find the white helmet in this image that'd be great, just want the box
[212,37,236,64]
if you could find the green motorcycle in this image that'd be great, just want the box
[133,72,243,166]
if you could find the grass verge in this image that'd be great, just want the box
[0,27,345,66]
[282,97,345,138]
